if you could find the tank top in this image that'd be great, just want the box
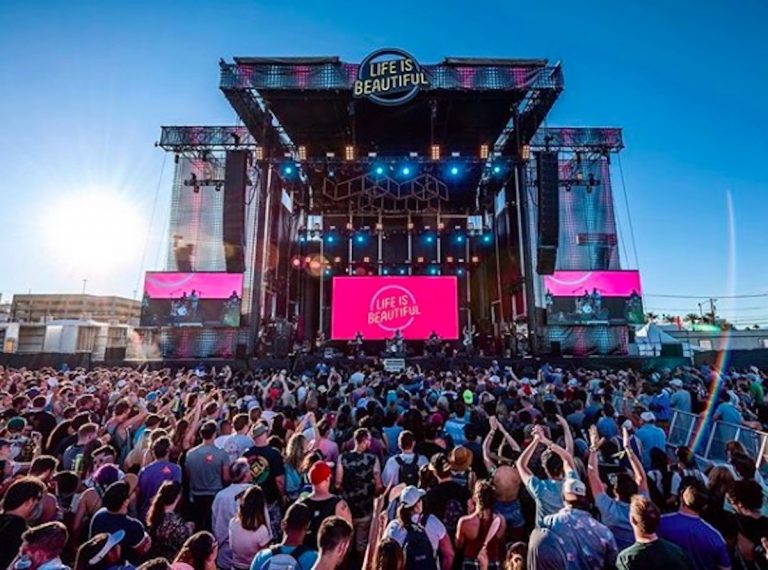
[463,514,502,561]
[299,496,340,549]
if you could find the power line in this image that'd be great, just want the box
[645,293,768,299]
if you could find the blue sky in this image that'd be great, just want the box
[1,1,766,324]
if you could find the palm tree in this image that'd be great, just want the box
[645,312,659,323]
[663,314,677,324]
[684,313,700,326]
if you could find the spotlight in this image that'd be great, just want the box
[425,234,434,244]
[291,257,302,269]
[324,234,336,245]
[450,166,460,176]
[283,164,294,176]
[374,165,385,176]
[454,234,465,244]
[355,233,366,244]
[471,256,479,263]
[481,233,493,245]
[431,145,441,160]
[480,144,490,159]
[398,268,407,275]
[402,166,411,176]
[492,165,502,174]
[382,267,390,275]
[254,146,264,160]
[428,266,440,275]
[324,267,332,276]
[298,146,307,161]
[457,268,465,276]
[214,184,222,192]
[345,145,355,161]
[299,235,307,243]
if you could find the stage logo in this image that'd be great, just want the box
[354,48,429,106]
[368,284,421,332]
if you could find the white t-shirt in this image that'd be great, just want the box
[382,453,428,487]
[383,514,446,553]
[229,518,271,570]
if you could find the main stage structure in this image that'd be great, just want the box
[141,53,633,361]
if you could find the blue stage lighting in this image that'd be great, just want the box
[324,267,332,276]
[373,165,385,176]
[428,266,440,275]
[355,234,366,244]
[482,233,493,245]
[284,165,294,175]
[454,234,465,244]
[324,234,336,245]
[492,165,502,174]
[382,267,390,275]
[398,268,407,275]
[424,234,435,244]
[450,166,460,176]
[299,235,307,243]
[457,268,465,276]
[402,166,411,176]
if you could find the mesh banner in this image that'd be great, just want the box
[545,325,628,356]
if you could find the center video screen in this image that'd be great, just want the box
[140,272,243,327]
[331,276,459,340]
[543,270,644,325]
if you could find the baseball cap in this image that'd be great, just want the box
[308,461,332,486]
[252,424,268,439]
[640,411,656,423]
[562,478,587,498]
[670,379,683,388]
[400,485,426,508]
[86,530,126,566]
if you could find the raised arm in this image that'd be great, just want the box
[586,426,606,498]
[555,414,574,458]
[623,427,648,494]
[482,419,498,473]
[538,427,576,474]
[515,433,540,485]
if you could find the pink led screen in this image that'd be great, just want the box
[331,276,459,340]
[143,272,242,299]
[543,271,642,297]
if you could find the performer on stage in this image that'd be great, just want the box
[315,330,326,354]
[462,323,477,355]
[388,329,405,356]
[349,330,364,357]
[426,330,441,356]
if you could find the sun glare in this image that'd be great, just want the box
[42,190,146,275]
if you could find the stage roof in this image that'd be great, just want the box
[219,56,564,158]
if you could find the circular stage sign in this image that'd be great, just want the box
[368,284,420,332]
[354,48,429,106]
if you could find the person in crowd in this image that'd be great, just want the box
[381,431,427,487]
[145,481,190,562]
[422,452,471,542]
[62,424,99,472]
[311,517,352,570]
[0,476,47,569]
[382,485,454,570]
[137,437,182,520]
[90,481,151,562]
[250,502,318,570]
[456,480,506,569]
[212,459,253,568]
[185,421,230,532]
[586,426,648,551]
[229,486,271,570]
[634,412,667,469]
[221,414,256,465]
[658,481,732,570]
[617,494,689,569]
[9,520,70,570]
[297,461,352,549]
[243,424,286,539]
[517,424,577,527]
[335,427,382,560]
[74,531,132,570]
[171,531,218,570]
[728,479,768,568]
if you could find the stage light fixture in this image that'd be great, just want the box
[446,256,454,263]
[305,256,312,263]
[333,257,341,263]
[324,234,336,245]
[424,234,434,244]
[382,267,390,275]
[399,268,407,275]
[480,144,490,159]
[402,166,411,176]
[521,145,531,160]
[492,164,502,174]
[324,267,332,276]
[255,146,264,160]
[345,145,355,161]
[431,145,441,160]
[283,164,294,176]
[428,266,440,275]
[471,256,480,263]
[457,268,465,276]
[454,234,465,244]
[291,257,302,269]
[298,234,307,243]
[355,233,366,245]
[450,166,460,176]
[298,146,307,161]
[363,256,370,263]
[417,256,425,264]
[481,233,493,245]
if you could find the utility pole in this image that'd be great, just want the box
[82,279,87,295]
[709,298,717,322]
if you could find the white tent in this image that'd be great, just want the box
[635,323,690,357]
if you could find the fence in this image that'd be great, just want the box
[610,395,768,473]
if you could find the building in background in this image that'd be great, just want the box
[10,294,140,325]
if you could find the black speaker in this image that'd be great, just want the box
[223,151,248,273]
[550,341,562,357]
[536,151,560,248]
[537,246,557,275]
[660,343,684,357]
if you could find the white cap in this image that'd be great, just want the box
[562,478,587,497]
[670,379,683,388]
[640,411,656,423]
[400,485,426,508]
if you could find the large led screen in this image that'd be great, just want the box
[140,272,242,327]
[331,276,459,340]
[543,270,644,325]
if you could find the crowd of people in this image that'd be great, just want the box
[0,360,767,570]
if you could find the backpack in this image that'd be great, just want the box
[402,523,437,568]
[441,498,465,540]
[265,545,311,570]
[395,455,420,486]
[648,469,674,511]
